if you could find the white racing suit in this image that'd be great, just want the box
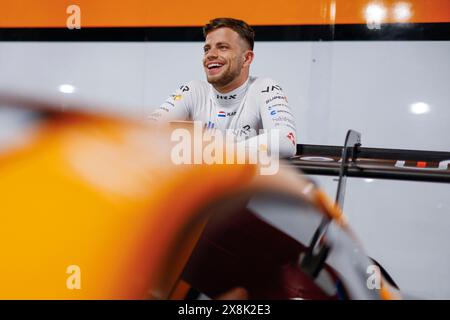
[148,76,297,158]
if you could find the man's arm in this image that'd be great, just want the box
[258,78,297,158]
[147,84,192,122]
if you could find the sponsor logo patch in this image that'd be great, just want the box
[287,132,296,146]
[261,85,283,93]
[217,94,237,100]
[179,85,190,92]
[204,121,215,129]
[265,95,288,104]
[273,116,295,125]
[217,111,237,117]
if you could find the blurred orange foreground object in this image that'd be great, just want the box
[0,106,260,299]
[0,93,398,300]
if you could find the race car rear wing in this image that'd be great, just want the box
[292,130,449,283]
[289,130,450,184]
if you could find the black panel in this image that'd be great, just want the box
[1,23,449,41]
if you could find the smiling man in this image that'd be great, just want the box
[149,17,297,158]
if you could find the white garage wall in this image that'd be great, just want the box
[0,42,147,115]
[327,41,450,151]
[1,41,449,150]
[0,40,449,298]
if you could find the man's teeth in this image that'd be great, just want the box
[208,63,223,69]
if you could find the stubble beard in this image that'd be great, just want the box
[206,60,243,89]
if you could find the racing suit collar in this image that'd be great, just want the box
[211,77,250,107]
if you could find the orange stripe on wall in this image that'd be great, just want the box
[0,0,449,28]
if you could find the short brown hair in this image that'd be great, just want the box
[203,18,255,50]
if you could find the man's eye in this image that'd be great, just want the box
[203,48,209,53]
[219,46,228,50]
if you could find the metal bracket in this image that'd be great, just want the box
[300,130,361,278]
[335,130,361,208]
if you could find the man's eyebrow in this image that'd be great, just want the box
[203,42,230,50]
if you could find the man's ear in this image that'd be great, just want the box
[243,50,254,68]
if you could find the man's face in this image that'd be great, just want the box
[203,27,249,88]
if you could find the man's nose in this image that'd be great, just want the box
[205,48,218,59]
